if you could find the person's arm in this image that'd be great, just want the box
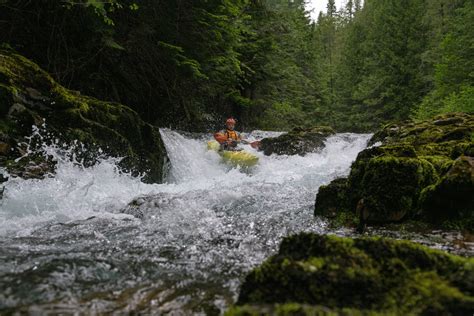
[214,132,227,144]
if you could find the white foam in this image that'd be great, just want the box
[0,129,370,237]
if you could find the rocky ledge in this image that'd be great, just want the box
[315,113,473,231]
[0,49,168,183]
[228,233,474,315]
[259,126,335,156]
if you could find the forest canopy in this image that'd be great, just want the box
[0,0,472,131]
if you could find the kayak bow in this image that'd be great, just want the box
[207,141,259,167]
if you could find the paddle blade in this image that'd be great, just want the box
[250,141,261,149]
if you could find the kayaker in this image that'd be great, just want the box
[214,118,243,151]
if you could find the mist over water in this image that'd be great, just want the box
[0,129,371,313]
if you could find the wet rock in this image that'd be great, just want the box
[234,233,474,315]
[314,178,349,218]
[120,193,177,219]
[25,87,48,101]
[259,126,335,156]
[316,113,474,230]
[0,141,10,155]
[22,161,51,179]
[420,156,474,231]
[6,157,55,180]
[347,155,438,223]
[0,49,168,183]
[121,206,144,219]
[369,112,473,146]
[8,103,27,116]
[433,116,465,126]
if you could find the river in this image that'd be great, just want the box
[0,129,375,313]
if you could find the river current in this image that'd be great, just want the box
[0,129,372,313]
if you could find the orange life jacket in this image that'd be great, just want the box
[224,129,240,141]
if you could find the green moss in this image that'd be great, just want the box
[328,211,359,229]
[419,156,474,230]
[419,155,453,174]
[236,234,474,315]
[347,156,438,223]
[226,303,383,316]
[314,178,349,219]
[0,48,168,183]
[317,113,473,229]
[260,126,336,156]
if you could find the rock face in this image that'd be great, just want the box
[314,178,348,218]
[315,113,474,230]
[259,126,335,156]
[232,233,474,315]
[0,49,168,183]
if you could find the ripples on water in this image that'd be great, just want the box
[1,129,372,313]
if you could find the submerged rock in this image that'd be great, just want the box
[120,193,179,219]
[0,49,168,183]
[232,233,474,315]
[259,126,335,156]
[315,113,474,230]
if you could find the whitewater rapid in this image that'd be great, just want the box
[0,129,371,313]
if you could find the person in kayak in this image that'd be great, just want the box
[214,118,243,151]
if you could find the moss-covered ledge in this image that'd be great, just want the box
[0,48,168,183]
[315,113,474,231]
[259,126,336,156]
[230,233,474,315]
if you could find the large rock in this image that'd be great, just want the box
[232,233,474,315]
[314,178,349,218]
[0,49,168,183]
[315,113,474,230]
[259,126,335,156]
[420,156,474,231]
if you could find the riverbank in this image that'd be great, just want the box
[0,49,168,183]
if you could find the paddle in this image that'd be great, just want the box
[242,139,261,149]
[250,141,260,149]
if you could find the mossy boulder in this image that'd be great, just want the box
[235,233,474,315]
[369,113,473,147]
[347,154,438,223]
[0,49,168,183]
[314,178,349,218]
[315,113,474,230]
[259,126,335,156]
[420,156,474,231]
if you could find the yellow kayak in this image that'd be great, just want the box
[207,141,259,167]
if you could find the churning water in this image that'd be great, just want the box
[0,129,371,313]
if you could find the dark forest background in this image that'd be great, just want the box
[1,0,472,131]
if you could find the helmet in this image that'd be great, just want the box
[226,118,236,124]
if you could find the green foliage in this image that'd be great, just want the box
[62,0,139,25]
[414,0,474,119]
[311,0,473,131]
[0,0,472,131]
[442,85,474,113]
